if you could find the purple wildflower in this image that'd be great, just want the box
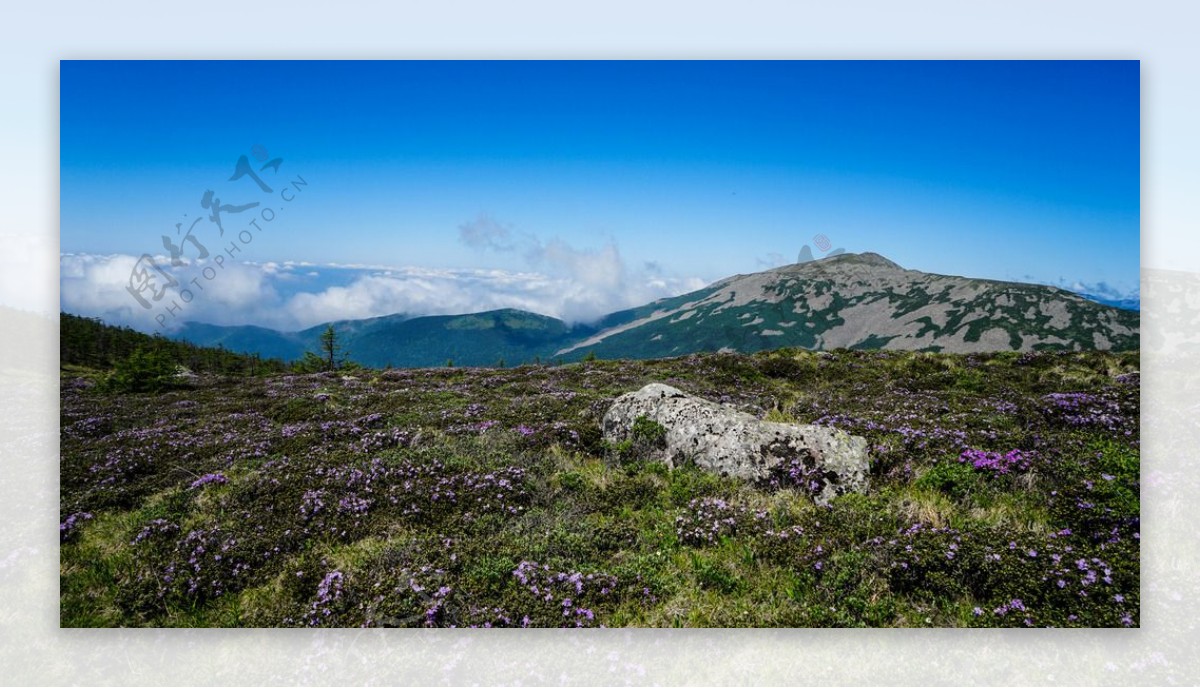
[189,473,228,489]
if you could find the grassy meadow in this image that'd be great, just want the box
[60,348,1139,627]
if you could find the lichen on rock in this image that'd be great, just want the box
[601,383,869,504]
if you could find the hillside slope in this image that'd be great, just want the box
[169,253,1139,366]
[558,253,1138,359]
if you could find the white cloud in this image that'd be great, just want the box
[457,214,708,322]
[60,253,145,325]
[60,252,288,332]
[756,252,788,269]
[60,253,710,333]
[458,213,517,252]
[279,262,705,328]
[1027,274,1141,306]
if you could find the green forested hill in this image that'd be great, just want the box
[61,313,288,375]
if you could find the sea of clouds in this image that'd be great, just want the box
[60,243,709,334]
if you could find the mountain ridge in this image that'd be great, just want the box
[162,253,1139,367]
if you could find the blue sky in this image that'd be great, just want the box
[60,60,1140,331]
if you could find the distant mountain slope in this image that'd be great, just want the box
[337,309,593,368]
[172,322,310,362]
[1073,292,1140,312]
[174,309,595,368]
[169,253,1139,366]
[558,253,1138,358]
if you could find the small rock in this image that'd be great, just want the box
[601,383,869,504]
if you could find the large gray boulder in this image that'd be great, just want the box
[601,383,869,503]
